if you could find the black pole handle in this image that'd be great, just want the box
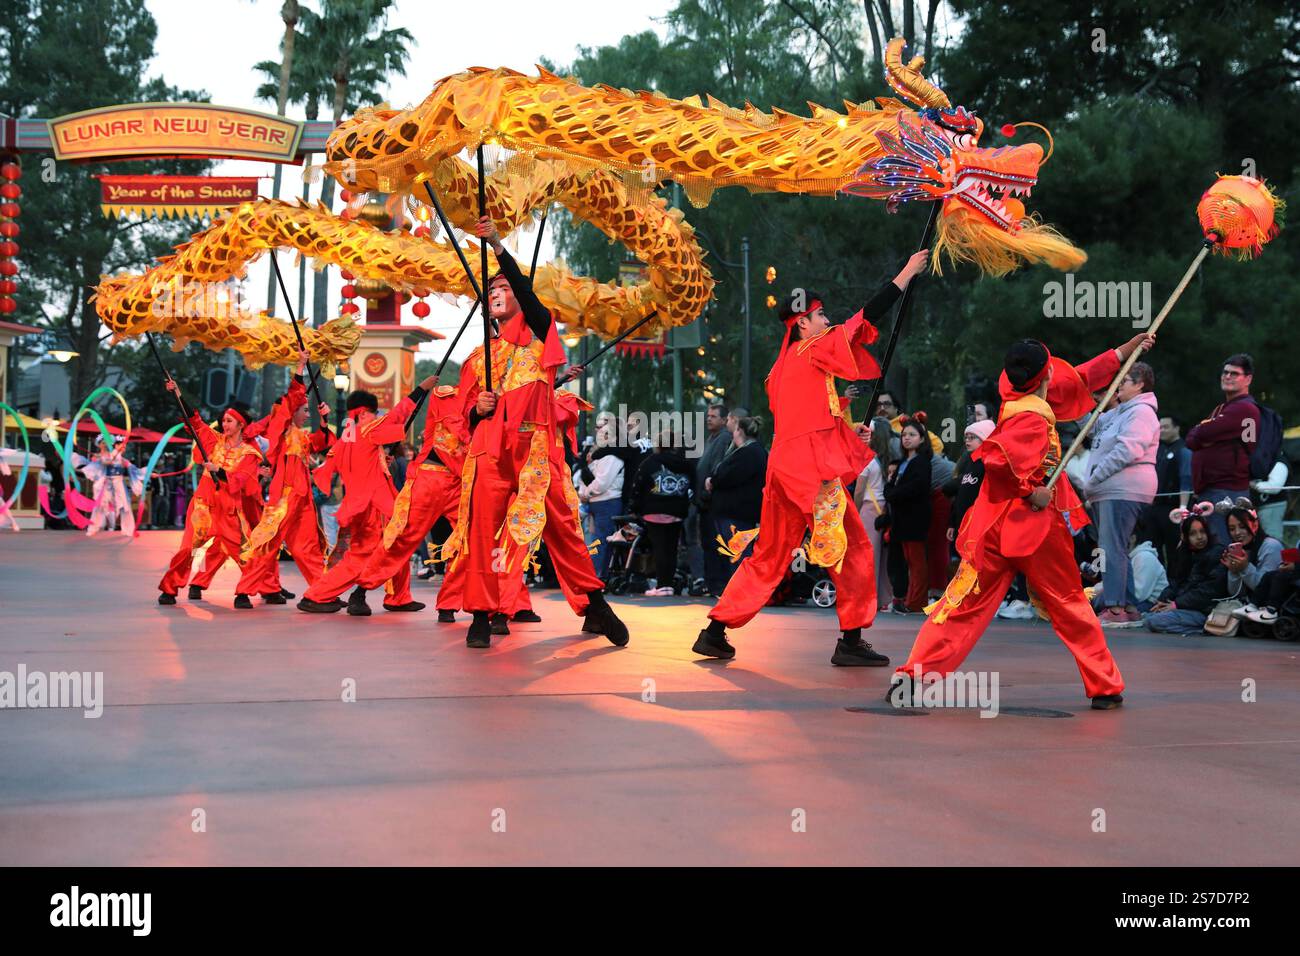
[144,331,220,485]
[268,251,327,414]
[566,309,661,378]
[864,202,942,419]
[476,146,493,391]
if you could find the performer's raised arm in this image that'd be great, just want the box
[476,216,551,342]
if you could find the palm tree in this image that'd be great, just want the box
[254,0,302,408]
[290,0,414,330]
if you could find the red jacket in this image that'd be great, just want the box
[316,395,418,525]
[257,379,332,499]
[412,386,469,475]
[187,413,264,516]
[961,348,1120,563]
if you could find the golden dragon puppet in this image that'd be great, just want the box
[94,38,1085,367]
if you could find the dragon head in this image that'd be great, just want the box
[842,39,1086,276]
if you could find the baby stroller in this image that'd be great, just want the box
[601,514,690,596]
[767,547,837,608]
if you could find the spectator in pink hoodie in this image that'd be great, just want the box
[1082,361,1161,627]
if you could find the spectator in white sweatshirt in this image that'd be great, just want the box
[1082,362,1161,628]
[577,425,625,579]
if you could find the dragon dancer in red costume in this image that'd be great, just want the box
[341,380,469,616]
[442,217,628,650]
[295,378,437,615]
[892,333,1156,710]
[693,249,930,665]
[156,382,275,609]
[239,351,334,593]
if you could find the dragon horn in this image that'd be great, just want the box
[883,37,951,110]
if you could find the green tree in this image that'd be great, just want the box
[285,0,414,333]
[0,0,214,417]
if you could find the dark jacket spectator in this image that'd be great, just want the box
[631,449,695,519]
[1159,536,1228,614]
[884,446,931,541]
[708,428,767,525]
[1185,354,1259,495]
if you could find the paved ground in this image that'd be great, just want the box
[1,530,1297,866]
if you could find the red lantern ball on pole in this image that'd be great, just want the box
[0,241,17,258]
[0,260,17,277]
[0,184,20,200]
[0,202,19,218]
[0,279,15,295]
[0,162,20,181]
[0,296,16,314]
[341,284,356,299]
[413,225,431,239]
[411,301,430,319]
[340,269,354,281]
[340,302,360,315]
[0,222,17,238]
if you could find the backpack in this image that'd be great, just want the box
[1248,399,1284,481]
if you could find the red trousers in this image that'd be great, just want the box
[459,436,603,615]
[709,477,875,631]
[927,488,952,591]
[260,490,326,587]
[437,558,533,614]
[898,513,1124,698]
[902,540,928,611]
[357,464,459,594]
[303,504,412,605]
[159,500,274,596]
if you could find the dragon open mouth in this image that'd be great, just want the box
[948,162,1037,231]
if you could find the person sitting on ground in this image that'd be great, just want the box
[1235,555,1297,626]
[1144,514,1227,635]
[1222,506,1282,614]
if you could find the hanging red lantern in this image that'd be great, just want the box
[340,302,360,315]
[0,202,19,218]
[411,301,431,318]
[0,241,17,258]
[0,279,15,295]
[0,162,20,181]
[341,283,357,299]
[340,189,352,202]
[413,225,431,238]
[412,287,431,299]
[0,184,19,200]
[340,269,355,281]
[0,261,17,277]
[0,297,16,314]
[0,222,16,238]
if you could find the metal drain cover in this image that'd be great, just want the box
[845,706,930,716]
[997,706,1074,718]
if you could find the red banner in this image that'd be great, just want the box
[97,175,260,219]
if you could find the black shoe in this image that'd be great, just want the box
[298,597,343,614]
[158,592,177,606]
[347,587,371,617]
[512,609,542,623]
[384,601,426,612]
[187,585,203,601]
[692,627,735,660]
[417,568,434,580]
[1091,693,1124,711]
[279,587,295,600]
[490,612,511,635]
[467,613,492,648]
[262,592,287,605]
[437,609,457,623]
[584,603,629,647]
[234,594,253,610]
[831,636,890,667]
